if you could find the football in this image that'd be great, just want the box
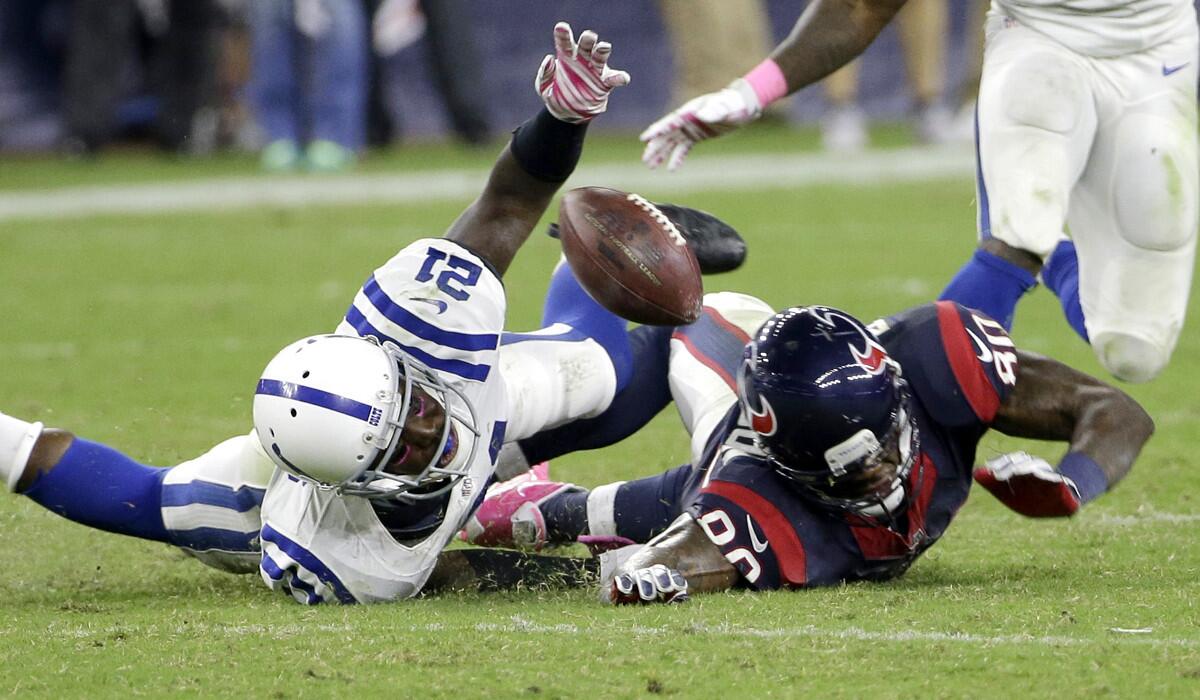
[557,186,703,325]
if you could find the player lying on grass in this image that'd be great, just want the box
[463,294,1154,604]
[0,22,722,605]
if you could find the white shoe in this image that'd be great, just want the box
[821,106,869,152]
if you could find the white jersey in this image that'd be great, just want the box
[992,0,1196,56]
[258,238,509,603]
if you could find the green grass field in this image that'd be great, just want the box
[1,128,1199,698]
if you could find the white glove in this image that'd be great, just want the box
[640,79,763,171]
[536,22,631,124]
[606,564,690,605]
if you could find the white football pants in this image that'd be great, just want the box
[976,12,1198,382]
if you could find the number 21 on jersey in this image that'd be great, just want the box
[415,247,482,301]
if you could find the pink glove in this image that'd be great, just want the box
[536,22,630,124]
[606,564,690,605]
[973,451,1082,518]
[639,79,762,171]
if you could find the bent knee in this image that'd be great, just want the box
[28,429,75,470]
[1114,131,1198,252]
[1092,332,1171,384]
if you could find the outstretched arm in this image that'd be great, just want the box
[767,0,906,94]
[641,0,906,170]
[975,349,1155,517]
[445,22,629,276]
[602,513,738,604]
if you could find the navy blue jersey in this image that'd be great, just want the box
[685,301,1018,590]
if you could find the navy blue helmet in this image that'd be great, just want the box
[736,306,920,525]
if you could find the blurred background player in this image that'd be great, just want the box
[464,297,1153,604]
[0,21,633,604]
[655,0,777,110]
[60,0,223,156]
[820,0,958,151]
[248,0,368,171]
[640,0,1199,385]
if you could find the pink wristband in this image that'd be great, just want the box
[743,58,788,106]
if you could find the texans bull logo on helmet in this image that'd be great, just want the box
[737,340,778,437]
[807,307,893,377]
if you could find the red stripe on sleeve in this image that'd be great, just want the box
[935,301,1000,422]
[704,480,807,586]
[671,331,738,391]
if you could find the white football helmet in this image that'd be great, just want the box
[252,334,480,502]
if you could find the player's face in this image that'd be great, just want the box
[384,385,455,477]
[820,440,903,503]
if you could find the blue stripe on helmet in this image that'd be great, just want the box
[255,379,374,422]
[261,524,357,604]
[362,275,499,351]
[344,307,491,382]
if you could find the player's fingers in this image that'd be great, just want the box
[592,40,611,69]
[553,21,576,57]
[576,29,598,64]
[667,140,692,171]
[640,113,679,143]
[669,569,688,591]
[650,565,676,593]
[635,569,657,601]
[603,69,631,89]
[614,573,636,597]
[535,54,555,92]
[641,138,667,168]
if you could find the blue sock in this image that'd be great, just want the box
[22,438,169,542]
[542,490,589,542]
[939,247,1037,330]
[1041,240,1089,341]
[541,464,694,543]
[610,464,694,542]
[541,261,633,391]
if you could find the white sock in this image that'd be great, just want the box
[586,481,626,536]
[0,412,43,492]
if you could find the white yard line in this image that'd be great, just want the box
[0,146,974,223]
[30,617,1198,649]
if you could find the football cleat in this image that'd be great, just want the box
[460,466,582,550]
[547,201,747,274]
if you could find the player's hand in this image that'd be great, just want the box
[973,451,1082,518]
[640,79,762,171]
[536,22,630,124]
[606,564,690,605]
